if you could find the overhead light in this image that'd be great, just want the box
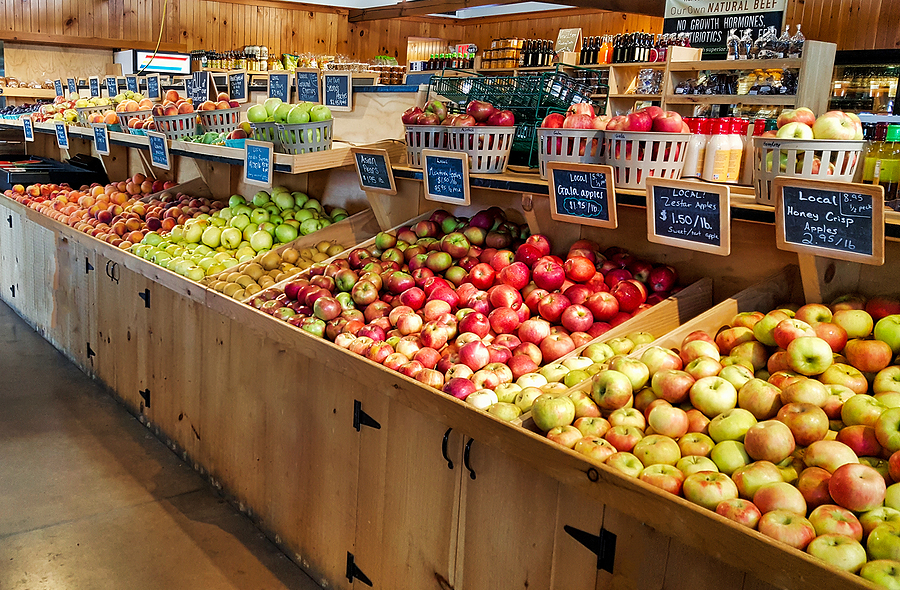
[431,2,575,18]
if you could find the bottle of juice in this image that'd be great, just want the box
[725,118,744,184]
[878,125,900,199]
[702,119,730,183]
[862,123,888,184]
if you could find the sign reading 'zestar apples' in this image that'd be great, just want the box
[646,178,731,256]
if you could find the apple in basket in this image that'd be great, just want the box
[401,106,423,124]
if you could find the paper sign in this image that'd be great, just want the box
[295,69,320,103]
[646,179,730,256]
[323,72,352,111]
[422,149,470,205]
[147,131,171,170]
[244,140,273,187]
[267,72,290,103]
[125,75,139,93]
[228,71,248,102]
[92,123,110,156]
[106,76,118,97]
[547,162,617,229]
[67,78,78,95]
[89,77,101,98]
[146,74,161,100]
[54,79,64,97]
[23,117,34,142]
[55,121,69,150]
[352,148,396,195]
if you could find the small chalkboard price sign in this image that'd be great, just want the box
[54,121,69,150]
[774,177,885,265]
[67,78,78,95]
[54,79,64,97]
[106,76,118,97]
[295,69,320,103]
[188,71,214,105]
[147,131,171,170]
[92,123,110,156]
[351,147,396,195]
[125,75,139,94]
[323,72,352,112]
[244,140,274,187]
[145,74,161,100]
[89,76,101,98]
[22,117,34,143]
[547,162,617,229]
[267,72,290,103]
[646,178,731,256]
[422,149,470,205]
[555,28,582,54]
[228,71,248,103]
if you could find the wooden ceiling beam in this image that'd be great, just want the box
[349,0,665,22]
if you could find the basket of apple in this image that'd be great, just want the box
[402,100,451,168]
[538,103,609,179]
[603,106,692,189]
[196,92,242,134]
[445,100,517,174]
[753,108,866,206]
[275,102,334,155]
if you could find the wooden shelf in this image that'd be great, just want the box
[0,87,57,99]
[665,93,797,105]
[668,58,803,71]
[608,93,661,99]
[609,61,666,68]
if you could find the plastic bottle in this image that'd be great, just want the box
[724,118,744,184]
[702,119,731,182]
[862,123,888,184]
[878,125,900,200]
[681,118,707,178]
[740,119,755,185]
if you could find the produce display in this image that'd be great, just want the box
[182,122,252,146]
[604,105,690,133]
[0,101,50,118]
[246,98,332,125]
[528,291,900,582]
[770,107,864,141]
[402,99,516,127]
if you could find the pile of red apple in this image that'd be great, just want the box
[247,207,680,405]
[530,291,900,583]
[604,106,689,134]
[402,99,515,128]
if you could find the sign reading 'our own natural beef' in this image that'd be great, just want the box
[662,0,787,60]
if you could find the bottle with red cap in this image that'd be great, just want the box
[702,119,731,183]
[682,118,708,178]
[725,117,744,184]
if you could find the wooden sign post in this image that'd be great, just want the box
[351,148,396,195]
[547,162,617,229]
[646,178,731,256]
[422,149,470,205]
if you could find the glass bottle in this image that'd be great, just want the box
[878,124,900,199]
[612,34,622,63]
[862,123,888,184]
[580,37,588,65]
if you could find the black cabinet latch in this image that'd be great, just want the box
[352,400,380,431]
[138,289,150,308]
[139,389,151,408]
[85,258,94,273]
[86,343,95,359]
[346,552,372,586]
[564,525,616,573]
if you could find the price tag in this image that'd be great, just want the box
[323,72,352,112]
[352,147,396,195]
[555,28,582,54]
[89,76,101,98]
[147,131,171,170]
[125,75,139,93]
[145,74,161,100]
[187,71,216,105]
[547,162,617,229]
[646,179,730,256]
[267,72,290,103]
[422,149,470,205]
[228,71,248,103]
[54,79,64,97]
[54,121,70,150]
[106,76,118,97]
[294,69,320,103]
[67,78,78,95]
[23,117,34,143]
[92,123,110,156]
[244,140,273,187]
[774,177,885,265]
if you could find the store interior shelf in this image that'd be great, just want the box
[667,58,803,71]
[609,61,666,68]
[664,93,798,105]
[0,87,57,99]
[608,93,661,99]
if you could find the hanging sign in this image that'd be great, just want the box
[23,117,34,143]
[547,162,617,229]
[244,140,274,187]
[422,149,470,205]
[646,178,731,256]
[323,72,352,111]
[295,69,320,103]
[92,123,110,156]
[54,121,70,150]
[352,148,396,195]
[147,131,171,170]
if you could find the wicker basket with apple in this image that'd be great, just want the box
[537,103,608,179]
[401,100,451,168]
[752,108,866,205]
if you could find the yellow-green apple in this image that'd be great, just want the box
[781,377,830,407]
[828,462,887,512]
[606,451,644,478]
[494,382,521,403]
[877,408,900,453]
[845,338,894,374]
[861,507,900,538]
[719,364,755,391]
[465,389,497,409]
[633,434,681,467]
[742,420,795,464]
[776,121,814,139]
[777,107,816,128]
[877,367,900,395]
[738,378,784,420]
[796,303,834,327]
[787,336,834,376]
[640,345,683,375]
[887,483,900,510]
[591,369,634,412]
[806,533,867,573]
[773,318,816,349]
[609,356,651,390]
[754,481,808,515]
[607,407,645,430]
[837,424,883,457]
[710,440,750,475]
[648,405,689,438]
[818,362,869,395]
[754,310,792,346]
[546,424,584,448]
[862,457,892,482]
[842,394,888,428]
[812,111,862,140]
[684,356,723,380]
[690,376,738,417]
[708,408,758,443]
[516,371,547,389]
[682,471,739,510]
[582,341,615,364]
[627,332,655,347]
[607,337,635,356]
[822,384,856,419]
[868,523,900,561]
[732,311,765,329]
[879,392,900,409]
[487,402,522,421]
[833,309,874,339]
[861,559,900,588]
[798,466,833,509]
[680,339,721,364]
[715,326,756,355]
[540,362,570,384]
[731,341,770,372]
[676,455,719,476]
[805,439,860,473]
[563,356,594,372]
[531,393,576,431]
[570,391,602,418]
[573,436,617,463]
[876,316,900,355]
[679,432,715,457]
[716,498,762,529]
[605,425,644,452]
[639,463,685,495]
[732,460,783,499]
[573,416,611,438]
[758,509,816,549]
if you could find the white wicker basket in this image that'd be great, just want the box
[446,126,515,174]
[75,105,110,127]
[276,120,334,155]
[603,131,690,189]
[118,109,152,134]
[404,125,448,168]
[752,137,866,205]
[154,112,198,141]
[538,128,605,179]
[198,107,242,134]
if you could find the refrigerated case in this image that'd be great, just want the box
[829,49,900,115]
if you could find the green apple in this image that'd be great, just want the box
[303,198,323,212]
[229,213,251,231]
[292,192,309,208]
[274,102,293,123]
[228,194,246,207]
[294,209,314,222]
[247,104,268,123]
[201,226,222,248]
[249,230,274,252]
[242,223,259,241]
[184,223,204,244]
[710,440,751,475]
[252,190,271,207]
[299,219,321,235]
[310,104,332,122]
[868,523,900,561]
[250,208,270,225]
[272,191,294,211]
[286,106,310,125]
[708,408,758,443]
[143,231,163,247]
[275,223,298,244]
[264,97,282,117]
[861,558,900,589]
[297,101,314,113]
[221,227,243,249]
[876,315,900,355]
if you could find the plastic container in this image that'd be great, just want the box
[117,109,152,134]
[537,127,605,179]
[276,119,334,155]
[752,136,866,205]
[725,118,744,184]
[249,122,281,148]
[446,126,516,173]
[75,105,110,127]
[702,119,731,183]
[154,112,199,141]
[197,107,241,134]
[404,125,448,168]
[603,130,691,189]
[681,118,706,179]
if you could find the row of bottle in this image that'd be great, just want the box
[861,123,900,200]
[424,53,475,70]
[726,25,805,61]
[579,33,692,65]
[519,40,556,68]
[681,118,758,184]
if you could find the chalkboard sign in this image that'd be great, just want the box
[646,179,730,256]
[267,72,290,103]
[422,149,470,205]
[22,117,34,143]
[67,78,78,95]
[54,121,69,150]
[547,162,617,229]
[228,71,248,103]
[187,71,213,104]
[92,123,110,156]
[774,177,885,265]
[146,74,161,100]
[89,77,101,98]
[147,131,171,170]
[555,28,582,54]
[54,79,64,97]
[244,140,273,187]
[352,147,396,195]
[295,69,320,103]
[323,72,352,112]
[125,75,139,93]
[106,76,118,97]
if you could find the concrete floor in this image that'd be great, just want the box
[0,300,321,590]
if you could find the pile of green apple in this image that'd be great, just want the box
[246,98,332,125]
[529,292,900,584]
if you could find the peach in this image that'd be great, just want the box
[104,111,118,125]
[164,89,179,103]
[199,100,216,111]
[177,102,194,114]
[215,100,231,110]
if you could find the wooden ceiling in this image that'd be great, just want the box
[348,0,666,22]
